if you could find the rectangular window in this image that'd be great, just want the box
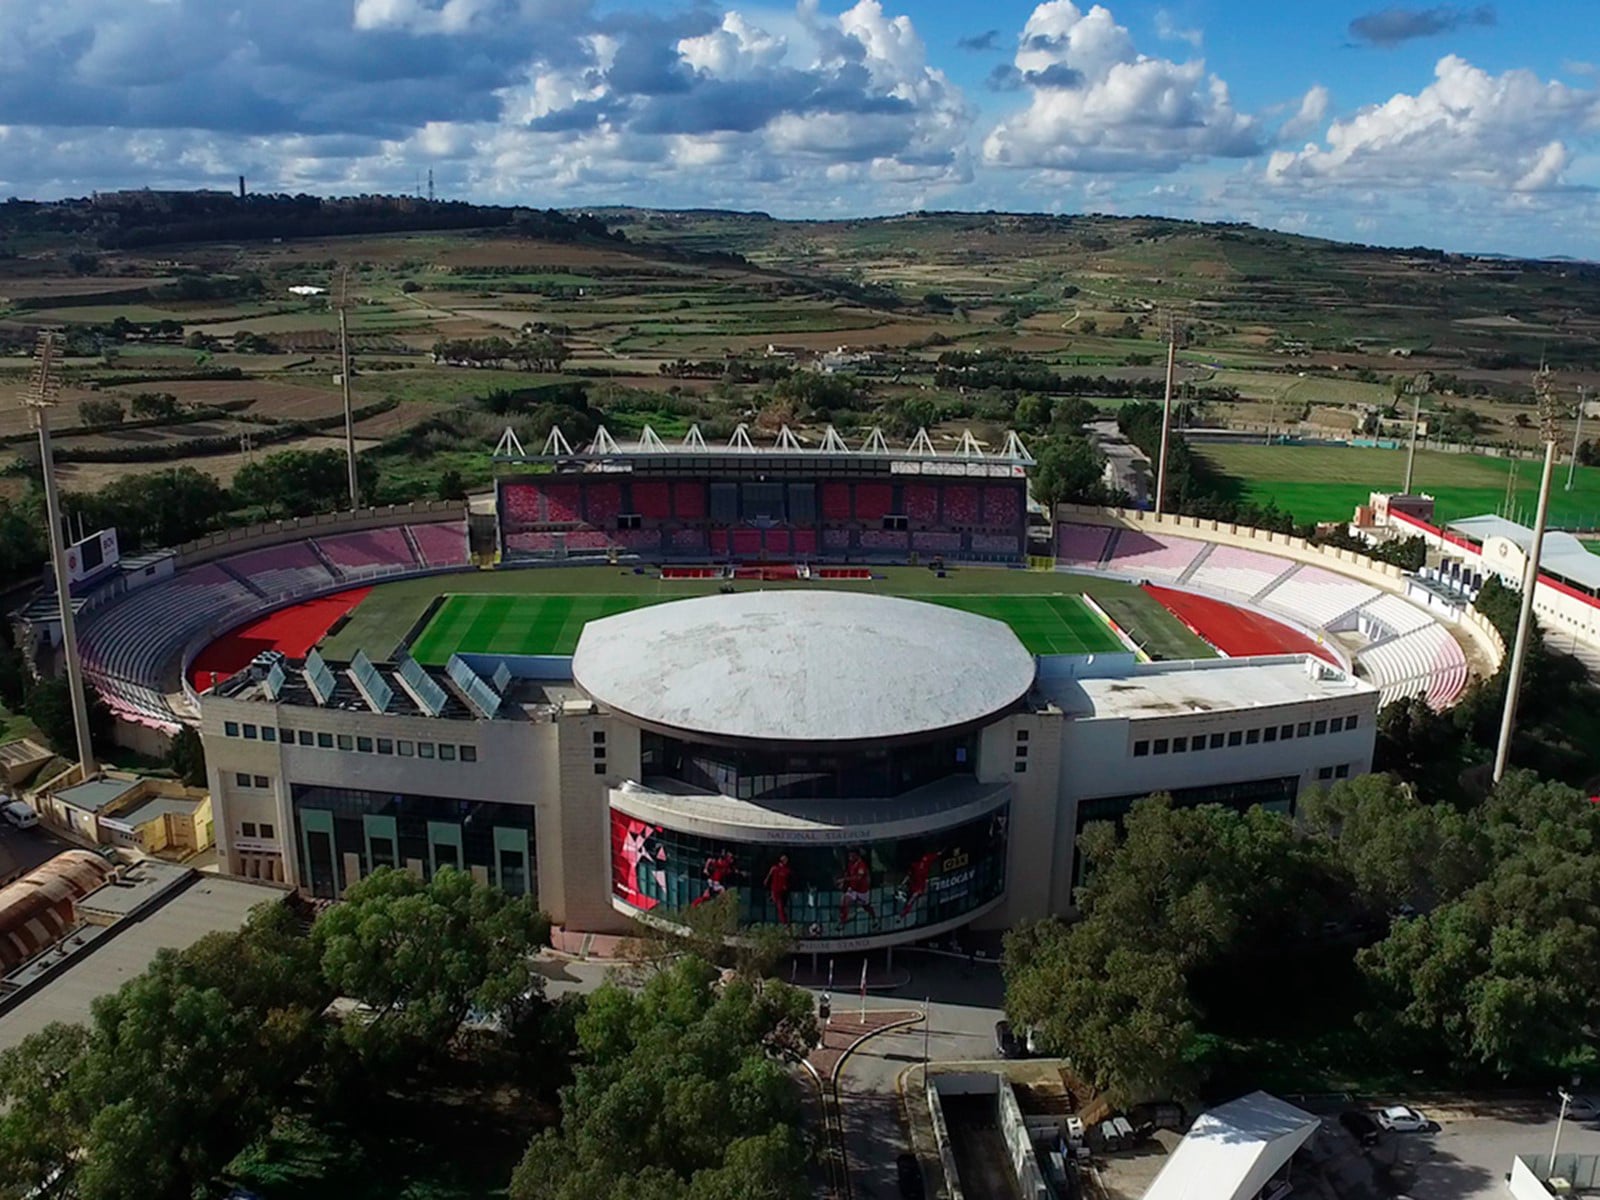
[235,772,251,787]
[1264,726,1279,743]
[1317,766,1334,780]
[593,762,607,775]
[1211,733,1225,749]
[337,734,354,751]
[280,728,293,743]
[418,742,435,759]
[1280,724,1294,740]
[1015,744,1029,758]
[1133,740,1150,757]
[1228,730,1243,747]
[356,736,373,753]
[1297,722,1311,738]
[593,731,607,746]
[1014,760,1028,774]
[1153,738,1169,755]
[262,727,276,743]
[1346,714,1359,730]
[298,730,314,746]
[438,744,457,761]
[259,823,274,839]
[1172,736,1187,752]
[398,740,415,758]
[1313,719,1328,736]
[253,775,269,789]
[242,821,257,837]
[1191,736,1206,752]
[243,724,258,740]
[1335,764,1351,779]
[377,738,393,755]
[224,721,239,738]
[1329,716,1343,733]
[1017,729,1030,743]
[460,745,477,763]
[317,732,334,749]
[1246,729,1261,745]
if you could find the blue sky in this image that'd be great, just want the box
[1,1,1596,257]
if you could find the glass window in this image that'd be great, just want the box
[1172,736,1187,752]
[253,775,269,789]
[235,772,251,787]
[243,724,258,740]
[1015,744,1029,758]
[460,745,477,763]
[337,734,354,751]
[262,727,276,743]
[1335,764,1350,778]
[439,744,457,761]
[1015,760,1027,774]
[1246,728,1261,745]
[1153,738,1169,755]
[398,740,415,757]
[418,742,435,759]
[1264,726,1278,743]
[1017,729,1030,743]
[1190,736,1206,752]
[1313,719,1328,736]
[377,738,393,755]
[1346,714,1359,730]
[242,822,257,837]
[317,732,334,749]
[1133,740,1150,757]
[593,762,606,775]
[593,731,607,745]
[356,736,373,753]
[298,730,314,746]
[594,745,607,759]
[259,823,274,839]
[1297,722,1311,738]
[1317,766,1334,780]
[1329,716,1343,733]
[224,721,239,738]
[280,728,293,743]
[1280,724,1294,740]
[1228,731,1243,747]
[1210,733,1225,748]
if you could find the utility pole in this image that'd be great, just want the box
[1494,366,1561,783]
[1155,314,1179,516]
[1402,372,1431,494]
[24,334,97,774]
[1568,387,1587,492]
[334,268,360,510]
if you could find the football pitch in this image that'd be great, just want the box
[407,592,1129,661]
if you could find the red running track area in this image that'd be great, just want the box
[1144,585,1340,665]
[187,588,371,690]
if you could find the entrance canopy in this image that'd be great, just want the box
[1143,1091,1318,1200]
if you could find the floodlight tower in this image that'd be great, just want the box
[1154,313,1181,516]
[1568,386,1588,492]
[1401,372,1433,495]
[333,268,360,510]
[1493,365,1562,783]
[24,334,97,774]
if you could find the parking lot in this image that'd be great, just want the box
[0,819,76,885]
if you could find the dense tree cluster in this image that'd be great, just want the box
[432,332,570,372]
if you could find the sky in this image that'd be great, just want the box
[1,1,1597,258]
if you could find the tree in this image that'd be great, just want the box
[67,467,229,552]
[620,891,794,982]
[167,725,206,787]
[78,398,124,427]
[1030,434,1107,509]
[232,448,375,517]
[436,468,466,501]
[129,392,180,420]
[313,867,551,1075]
[26,675,109,759]
[0,1023,93,1200]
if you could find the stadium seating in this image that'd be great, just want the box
[1258,566,1380,629]
[1101,531,1206,580]
[1055,524,1112,566]
[541,483,582,525]
[500,483,541,528]
[585,483,622,525]
[709,529,731,556]
[1358,593,1434,639]
[823,529,850,550]
[1356,625,1466,709]
[615,529,662,552]
[731,528,763,557]
[765,530,792,555]
[566,530,612,551]
[669,528,707,552]
[673,482,707,519]
[969,533,1020,556]
[821,483,853,521]
[410,522,470,567]
[943,486,979,527]
[983,487,1021,526]
[912,531,963,553]
[633,481,672,519]
[224,543,335,598]
[859,529,909,551]
[505,532,557,554]
[854,484,892,522]
[791,529,817,557]
[314,528,418,573]
[1187,545,1289,599]
[904,485,940,524]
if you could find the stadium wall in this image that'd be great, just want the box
[1055,504,1506,674]
[174,502,467,569]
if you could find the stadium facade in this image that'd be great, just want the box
[200,588,1377,951]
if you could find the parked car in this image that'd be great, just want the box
[1562,1093,1600,1121]
[994,1020,1023,1059]
[1,801,37,829]
[1375,1105,1430,1132]
[896,1152,924,1199]
[1339,1110,1380,1146]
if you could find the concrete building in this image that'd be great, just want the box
[198,591,1377,949]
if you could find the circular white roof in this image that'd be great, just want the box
[572,591,1035,744]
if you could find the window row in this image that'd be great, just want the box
[239,820,277,839]
[1132,713,1360,759]
[221,719,477,763]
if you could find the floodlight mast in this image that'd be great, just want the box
[1493,366,1561,783]
[334,268,359,509]
[1155,314,1179,516]
[24,334,96,774]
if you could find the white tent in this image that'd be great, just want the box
[1142,1091,1318,1200]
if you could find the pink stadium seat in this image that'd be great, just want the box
[944,486,979,526]
[823,529,850,550]
[859,529,909,551]
[615,529,661,551]
[912,531,962,553]
[983,487,1021,525]
[542,483,581,524]
[500,483,541,528]
[1104,531,1203,578]
[585,482,622,525]
[854,484,891,522]
[970,533,1020,555]
[904,485,939,524]
[633,481,672,519]
[565,530,612,551]
[1055,524,1112,565]
[506,531,557,553]
[821,483,853,521]
[224,542,332,596]
[670,528,708,552]
[792,529,817,557]
[410,522,469,566]
[673,482,707,519]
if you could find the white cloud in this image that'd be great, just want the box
[983,2,1260,172]
[677,12,785,79]
[1279,84,1329,142]
[1267,56,1600,194]
[1153,9,1202,49]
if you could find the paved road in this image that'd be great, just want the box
[0,820,75,886]
[1386,1109,1600,1200]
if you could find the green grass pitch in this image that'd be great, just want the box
[406,591,1128,662]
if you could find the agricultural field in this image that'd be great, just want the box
[1196,442,1600,528]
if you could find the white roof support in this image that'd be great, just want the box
[638,425,667,452]
[495,425,526,457]
[683,425,708,450]
[819,425,850,453]
[729,423,755,451]
[775,425,803,451]
[541,426,574,457]
[590,425,621,455]
[908,428,938,457]
[860,427,890,455]
[1001,430,1035,464]
[956,429,986,459]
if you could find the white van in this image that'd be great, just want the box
[1,801,38,829]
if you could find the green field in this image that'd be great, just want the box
[408,591,1127,661]
[1197,443,1600,529]
[318,564,1211,664]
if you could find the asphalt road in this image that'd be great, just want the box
[1383,1107,1600,1199]
[0,819,75,886]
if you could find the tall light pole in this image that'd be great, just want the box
[1493,366,1561,784]
[1549,1087,1572,1180]
[1568,387,1587,492]
[24,334,97,774]
[1155,315,1179,516]
[334,268,360,510]
[1402,373,1432,495]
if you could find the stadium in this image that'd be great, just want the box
[18,425,1507,951]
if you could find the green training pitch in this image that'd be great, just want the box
[406,591,1128,662]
